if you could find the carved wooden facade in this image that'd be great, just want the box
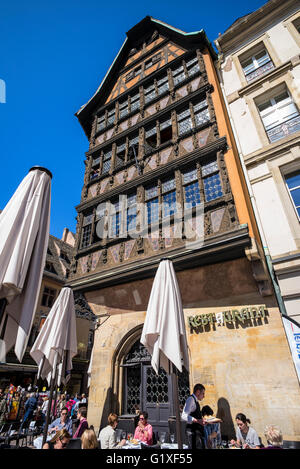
[70,18,251,285]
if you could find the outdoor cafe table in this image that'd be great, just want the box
[122,441,188,449]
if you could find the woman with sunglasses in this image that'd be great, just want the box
[43,428,71,449]
[134,411,153,445]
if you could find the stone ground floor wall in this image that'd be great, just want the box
[84,257,300,443]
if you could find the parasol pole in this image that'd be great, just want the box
[42,361,59,447]
[171,363,183,449]
[0,298,7,327]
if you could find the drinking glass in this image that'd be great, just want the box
[170,434,175,444]
[160,432,166,444]
[122,431,126,440]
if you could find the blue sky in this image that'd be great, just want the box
[0,0,267,239]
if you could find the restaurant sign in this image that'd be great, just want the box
[188,306,267,332]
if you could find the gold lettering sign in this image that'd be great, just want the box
[188,306,267,332]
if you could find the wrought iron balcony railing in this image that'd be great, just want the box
[267,114,300,143]
[245,60,275,83]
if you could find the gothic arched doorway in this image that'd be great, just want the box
[121,339,190,433]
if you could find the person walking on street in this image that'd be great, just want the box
[181,383,206,449]
[20,392,37,430]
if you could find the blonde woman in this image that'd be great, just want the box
[99,413,126,449]
[42,428,71,449]
[81,429,99,449]
[262,425,283,449]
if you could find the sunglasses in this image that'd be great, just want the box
[139,417,145,420]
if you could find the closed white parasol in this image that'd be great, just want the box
[0,166,52,363]
[141,259,189,448]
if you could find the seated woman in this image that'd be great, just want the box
[98,413,126,449]
[81,428,99,449]
[230,413,260,449]
[42,428,71,449]
[202,405,222,449]
[134,411,153,445]
[262,425,283,449]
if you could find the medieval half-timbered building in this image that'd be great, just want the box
[69,17,300,442]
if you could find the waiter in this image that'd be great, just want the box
[182,383,206,449]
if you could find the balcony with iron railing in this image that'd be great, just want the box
[267,114,300,143]
[245,60,275,84]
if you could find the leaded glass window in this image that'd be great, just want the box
[144,83,156,104]
[194,99,210,127]
[186,56,200,78]
[127,193,137,232]
[177,108,193,136]
[172,64,185,86]
[126,366,141,414]
[119,98,129,119]
[102,148,112,175]
[81,213,93,248]
[123,340,190,417]
[97,113,106,132]
[115,140,126,168]
[110,200,121,238]
[202,160,223,202]
[182,168,201,209]
[128,133,139,161]
[107,107,115,126]
[157,74,169,95]
[162,177,176,218]
[145,185,159,224]
[130,92,140,113]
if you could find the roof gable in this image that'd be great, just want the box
[76,16,215,138]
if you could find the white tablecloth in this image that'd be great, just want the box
[161,443,188,449]
[33,435,51,449]
[122,441,142,449]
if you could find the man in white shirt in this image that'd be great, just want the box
[181,383,206,449]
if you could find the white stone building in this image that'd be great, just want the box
[216,0,300,324]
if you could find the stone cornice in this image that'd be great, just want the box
[244,132,300,167]
[215,0,297,55]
